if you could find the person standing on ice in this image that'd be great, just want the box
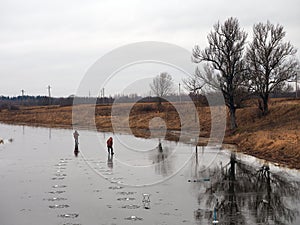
[106,137,114,155]
[73,130,79,145]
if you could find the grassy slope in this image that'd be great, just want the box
[0,99,299,169]
[231,99,300,169]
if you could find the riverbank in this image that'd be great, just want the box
[0,98,299,169]
[229,98,300,169]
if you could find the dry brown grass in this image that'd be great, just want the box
[227,98,300,168]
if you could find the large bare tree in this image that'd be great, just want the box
[150,72,174,105]
[245,21,298,115]
[192,17,247,130]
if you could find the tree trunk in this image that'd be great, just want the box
[158,97,162,106]
[262,95,269,115]
[229,105,237,130]
[157,97,162,112]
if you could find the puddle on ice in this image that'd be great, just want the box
[55,163,67,167]
[48,190,66,194]
[98,169,111,173]
[57,213,79,218]
[124,215,143,221]
[117,191,136,195]
[54,173,67,177]
[110,180,122,184]
[121,204,140,209]
[45,197,67,201]
[117,197,135,201]
[52,185,67,188]
[108,186,123,190]
[20,208,32,212]
[102,172,113,175]
[111,177,123,180]
[51,177,65,180]
[49,204,70,209]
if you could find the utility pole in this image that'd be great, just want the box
[102,88,105,104]
[178,83,181,103]
[21,89,25,106]
[47,85,51,105]
[47,85,51,98]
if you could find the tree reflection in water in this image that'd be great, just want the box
[193,152,300,225]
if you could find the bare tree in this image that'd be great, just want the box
[150,72,174,105]
[182,71,205,94]
[245,21,298,115]
[192,17,247,130]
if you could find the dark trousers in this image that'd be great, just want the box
[107,146,113,154]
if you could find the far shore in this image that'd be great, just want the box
[0,98,299,169]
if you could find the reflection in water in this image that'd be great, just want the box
[158,139,163,152]
[193,152,300,225]
[74,148,79,157]
[107,154,113,169]
[74,142,79,157]
[73,130,80,157]
[150,141,174,176]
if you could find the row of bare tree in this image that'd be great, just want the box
[183,17,298,129]
[149,18,298,129]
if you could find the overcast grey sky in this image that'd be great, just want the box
[0,0,299,97]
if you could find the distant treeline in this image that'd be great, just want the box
[0,90,297,110]
[0,95,113,108]
[0,93,208,109]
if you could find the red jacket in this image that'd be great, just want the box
[107,137,113,147]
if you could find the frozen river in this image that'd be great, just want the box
[0,123,300,225]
